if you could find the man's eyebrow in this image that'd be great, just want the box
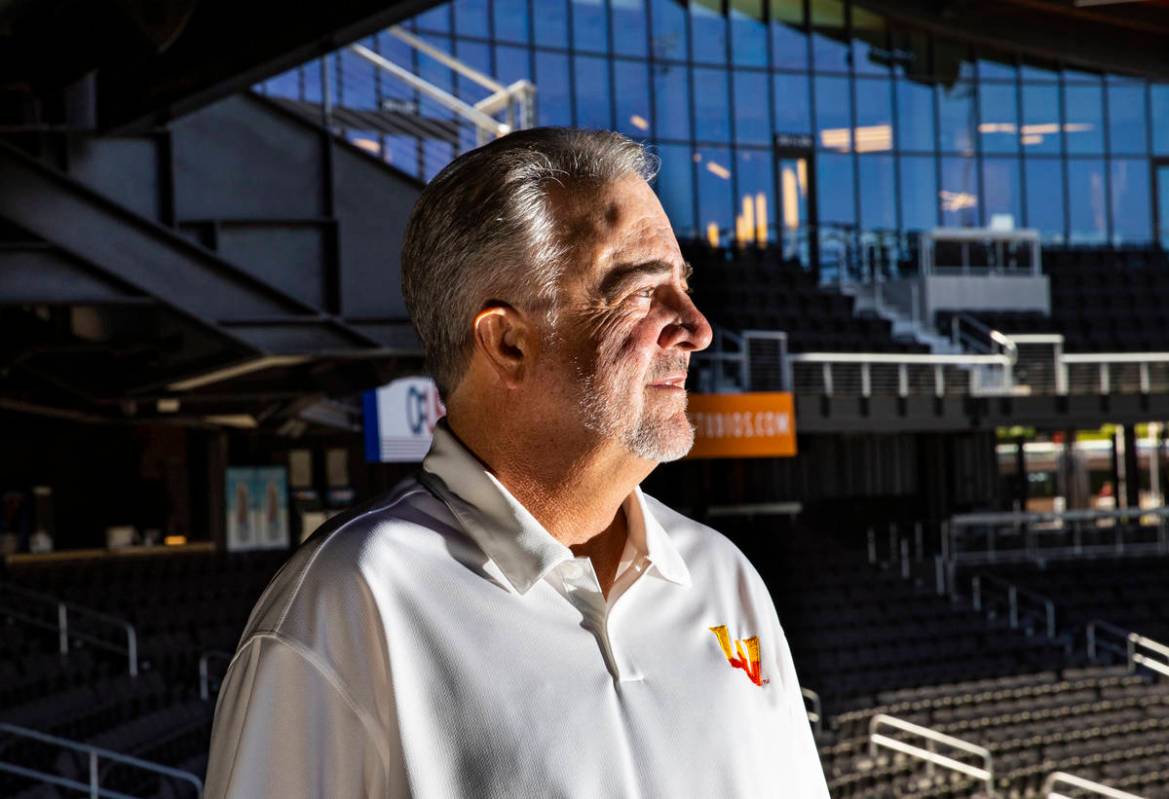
[597,259,688,297]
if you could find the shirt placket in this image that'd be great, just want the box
[558,556,646,683]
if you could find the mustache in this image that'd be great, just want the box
[647,355,690,381]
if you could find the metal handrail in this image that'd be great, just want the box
[801,688,822,736]
[790,352,1010,365]
[1086,619,1169,679]
[387,25,505,95]
[0,582,138,677]
[1043,771,1146,799]
[0,722,203,799]
[969,572,1057,638]
[868,714,996,796]
[199,650,233,701]
[348,44,509,139]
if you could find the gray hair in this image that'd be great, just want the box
[400,127,659,398]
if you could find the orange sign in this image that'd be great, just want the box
[685,392,797,459]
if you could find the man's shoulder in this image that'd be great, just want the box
[238,475,459,638]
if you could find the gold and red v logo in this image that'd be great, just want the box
[709,625,764,687]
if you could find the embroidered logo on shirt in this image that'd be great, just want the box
[709,625,766,687]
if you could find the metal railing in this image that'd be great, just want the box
[1043,771,1147,799]
[198,650,233,701]
[256,25,535,182]
[968,572,1058,639]
[1086,619,1169,678]
[0,582,138,677]
[921,228,1042,276]
[946,508,1169,566]
[868,714,996,797]
[0,723,202,799]
[801,688,822,736]
[691,328,790,393]
[790,351,1015,398]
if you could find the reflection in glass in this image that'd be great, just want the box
[495,45,530,86]
[851,5,889,76]
[574,55,612,130]
[815,75,852,152]
[694,68,731,142]
[854,77,893,152]
[779,155,812,266]
[981,157,1021,229]
[940,156,978,227]
[810,0,849,72]
[1107,83,1148,155]
[979,82,1018,154]
[1064,83,1104,155]
[736,149,775,244]
[535,51,571,126]
[1067,158,1107,243]
[770,0,808,70]
[612,0,648,57]
[1110,159,1152,244]
[1020,83,1061,155]
[859,154,896,230]
[899,154,937,232]
[415,3,451,32]
[895,79,935,152]
[493,0,528,43]
[697,147,735,246]
[1153,84,1169,155]
[691,0,727,64]
[652,62,691,139]
[656,143,695,235]
[774,72,812,135]
[734,70,770,144]
[650,0,688,61]
[938,81,976,155]
[817,152,854,282]
[730,0,767,67]
[614,60,652,138]
[534,0,569,46]
[1024,158,1065,241]
[573,0,608,53]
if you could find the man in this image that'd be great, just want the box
[204,128,828,798]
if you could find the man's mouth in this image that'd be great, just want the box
[648,373,687,390]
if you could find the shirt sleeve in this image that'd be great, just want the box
[771,608,832,798]
[203,633,390,799]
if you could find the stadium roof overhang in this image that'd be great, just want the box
[855,0,1169,80]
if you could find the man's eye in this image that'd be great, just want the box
[633,286,656,300]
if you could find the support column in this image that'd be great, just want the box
[1123,423,1140,510]
[1014,435,1028,512]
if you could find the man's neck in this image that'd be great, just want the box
[445,413,652,549]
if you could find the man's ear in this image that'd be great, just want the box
[472,304,531,388]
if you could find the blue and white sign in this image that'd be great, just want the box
[363,376,446,462]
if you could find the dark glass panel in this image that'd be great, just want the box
[415,2,452,32]
[981,156,1021,228]
[735,148,776,244]
[534,0,569,46]
[454,0,489,37]
[851,4,890,76]
[809,0,848,72]
[899,154,937,232]
[774,71,812,136]
[650,0,688,61]
[938,81,976,155]
[817,151,855,224]
[1110,158,1152,244]
[1024,157,1065,242]
[691,0,727,64]
[534,51,572,126]
[730,0,767,67]
[855,76,893,153]
[769,0,808,70]
[572,0,609,53]
[1064,82,1105,155]
[979,81,1018,155]
[1153,84,1169,155]
[815,74,852,152]
[614,60,652,137]
[652,61,691,139]
[1020,83,1060,155]
[694,68,732,142]
[734,70,770,144]
[1107,83,1148,156]
[1067,158,1108,244]
[895,78,935,152]
[859,154,896,230]
[495,45,530,86]
[612,0,648,57]
[655,143,696,235]
[697,146,735,246]
[493,0,529,43]
[574,55,612,129]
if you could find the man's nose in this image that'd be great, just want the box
[660,288,713,352]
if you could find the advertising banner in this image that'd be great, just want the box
[685,392,797,459]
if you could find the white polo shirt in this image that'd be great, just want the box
[204,423,828,798]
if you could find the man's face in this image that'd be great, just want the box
[537,174,712,462]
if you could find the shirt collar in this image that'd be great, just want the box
[419,420,691,595]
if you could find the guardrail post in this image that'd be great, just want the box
[89,749,99,799]
[1088,622,1097,661]
[934,555,946,595]
[934,364,944,397]
[972,575,982,611]
[861,362,871,398]
[900,538,910,579]
[1140,362,1150,394]
[1127,634,1137,673]
[1008,585,1019,629]
[867,528,876,565]
[914,522,923,562]
[888,523,898,565]
[898,363,908,398]
[126,625,138,678]
[822,363,833,397]
[1100,362,1110,395]
[58,602,68,656]
[1045,600,1056,639]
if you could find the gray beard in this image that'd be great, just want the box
[574,359,695,462]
